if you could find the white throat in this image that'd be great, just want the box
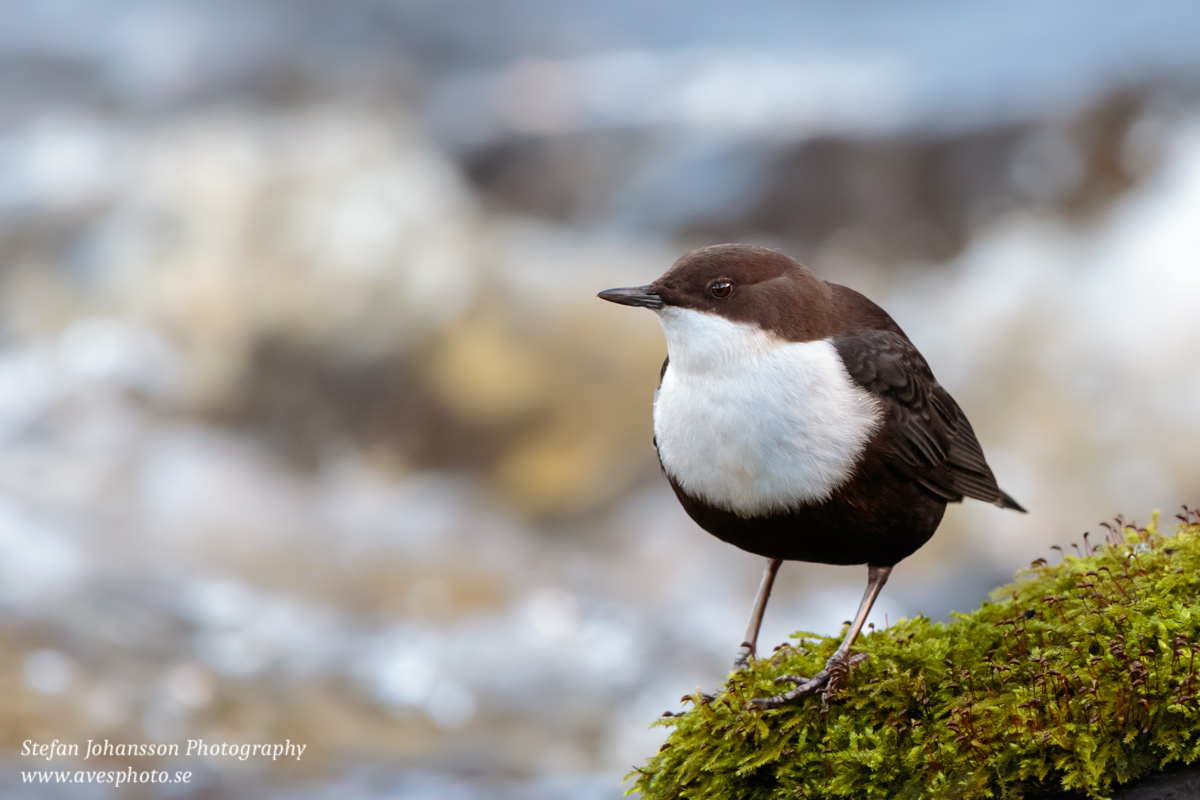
[653,307,882,516]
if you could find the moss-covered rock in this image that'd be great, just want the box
[633,511,1200,800]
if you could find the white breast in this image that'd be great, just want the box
[653,307,882,517]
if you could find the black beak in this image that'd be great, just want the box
[597,285,663,309]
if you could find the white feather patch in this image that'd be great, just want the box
[653,307,882,517]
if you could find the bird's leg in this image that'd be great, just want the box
[733,558,782,669]
[688,558,783,706]
[750,564,892,709]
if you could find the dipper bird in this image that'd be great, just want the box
[598,243,1024,707]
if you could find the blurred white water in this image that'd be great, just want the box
[1,116,1199,798]
[2,2,1200,799]
[885,119,1200,573]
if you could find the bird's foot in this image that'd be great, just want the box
[748,651,868,710]
[682,650,758,708]
[732,641,756,670]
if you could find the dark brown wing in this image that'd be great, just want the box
[833,329,1024,512]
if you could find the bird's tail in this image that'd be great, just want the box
[996,490,1026,513]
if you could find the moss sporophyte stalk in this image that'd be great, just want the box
[632,510,1200,800]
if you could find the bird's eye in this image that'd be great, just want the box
[710,280,733,298]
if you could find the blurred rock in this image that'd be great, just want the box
[460,89,1157,264]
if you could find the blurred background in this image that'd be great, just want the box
[2,1,1200,797]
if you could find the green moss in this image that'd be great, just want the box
[632,511,1200,800]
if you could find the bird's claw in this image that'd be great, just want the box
[732,641,756,670]
[774,673,813,686]
[747,652,869,710]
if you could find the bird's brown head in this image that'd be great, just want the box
[597,243,834,341]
